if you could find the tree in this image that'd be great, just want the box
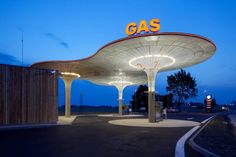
[130,85,173,112]
[130,85,148,112]
[231,100,236,105]
[166,69,198,111]
[211,98,217,109]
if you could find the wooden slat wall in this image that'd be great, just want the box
[0,64,58,125]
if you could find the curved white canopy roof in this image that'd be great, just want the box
[31,32,216,86]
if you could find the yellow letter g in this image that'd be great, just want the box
[126,22,137,36]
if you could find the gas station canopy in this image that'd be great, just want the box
[32,32,216,86]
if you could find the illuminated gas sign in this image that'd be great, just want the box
[125,18,160,36]
[205,95,212,113]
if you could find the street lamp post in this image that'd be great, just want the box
[80,93,83,106]
[134,89,137,112]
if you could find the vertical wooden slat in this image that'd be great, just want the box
[0,64,58,125]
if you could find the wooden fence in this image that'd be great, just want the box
[0,64,58,125]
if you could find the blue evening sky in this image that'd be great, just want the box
[0,0,236,106]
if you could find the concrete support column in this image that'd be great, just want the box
[145,69,160,123]
[118,87,124,115]
[61,76,75,117]
[110,80,131,115]
[118,99,123,115]
[146,69,156,92]
[148,91,156,122]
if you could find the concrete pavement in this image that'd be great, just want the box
[109,119,200,127]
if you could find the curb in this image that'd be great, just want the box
[0,116,78,130]
[0,123,57,131]
[228,114,236,127]
[175,115,216,157]
[188,115,220,157]
[57,116,77,125]
[175,125,200,157]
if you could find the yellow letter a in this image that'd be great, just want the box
[137,20,149,34]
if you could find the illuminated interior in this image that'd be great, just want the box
[128,55,175,70]
[61,72,80,77]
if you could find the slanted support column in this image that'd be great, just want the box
[61,76,75,117]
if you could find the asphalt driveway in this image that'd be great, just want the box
[0,113,211,157]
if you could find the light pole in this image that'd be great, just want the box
[18,28,24,66]
[167,91,170,108]
[79,92,83,113]
[134,89,137,112]
[80,93,83,106]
